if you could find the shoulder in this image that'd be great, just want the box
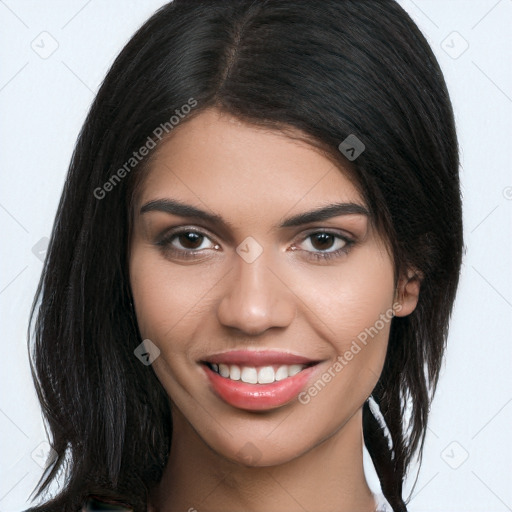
[81,497,134,511]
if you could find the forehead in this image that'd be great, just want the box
[137,108,364,214]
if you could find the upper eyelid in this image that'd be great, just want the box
[157,225,217,243]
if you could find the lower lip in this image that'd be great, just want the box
[203,364,320,411]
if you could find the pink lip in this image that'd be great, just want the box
[201,349,318,366]
[200,352,323,411]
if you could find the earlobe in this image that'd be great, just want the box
[393,269,422,317]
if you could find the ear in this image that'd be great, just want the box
[393,268,422,317]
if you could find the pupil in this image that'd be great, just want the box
[312,233,333,250]
[179,232,202,249]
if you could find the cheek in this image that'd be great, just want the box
[129,246,225,400]
[129,246,216,341]
[129,249,204,399]
[296,248,395,404]
[301,249,395,350]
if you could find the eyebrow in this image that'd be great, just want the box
[140,198,369,229]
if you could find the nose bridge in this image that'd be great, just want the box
[216,243,295,334]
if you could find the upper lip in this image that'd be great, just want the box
[200,350,320,366]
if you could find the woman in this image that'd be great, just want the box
[25,0,463,511]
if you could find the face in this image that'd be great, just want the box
[129,108,418,467]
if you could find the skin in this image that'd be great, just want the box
[129,108,420,512]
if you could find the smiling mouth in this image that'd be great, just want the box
[199,350,324,411]
[203,361,318,384]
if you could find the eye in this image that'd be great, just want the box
[292,230,355,261]
[156,227,355,262]
[156,228,220,260]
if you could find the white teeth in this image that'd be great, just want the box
[275,365,289,381]
[218,363,230,378]
[288,364,303,377]
[229,364,241,380]
[241,366,258,384]
[257,366,275,384]
[210,363,307,383]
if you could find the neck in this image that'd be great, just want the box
[150,406,378,512]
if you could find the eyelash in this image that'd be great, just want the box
[156,228,356,262]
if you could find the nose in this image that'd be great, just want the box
[216,250,296,336]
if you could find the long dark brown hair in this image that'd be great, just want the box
[25,1,463,510]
